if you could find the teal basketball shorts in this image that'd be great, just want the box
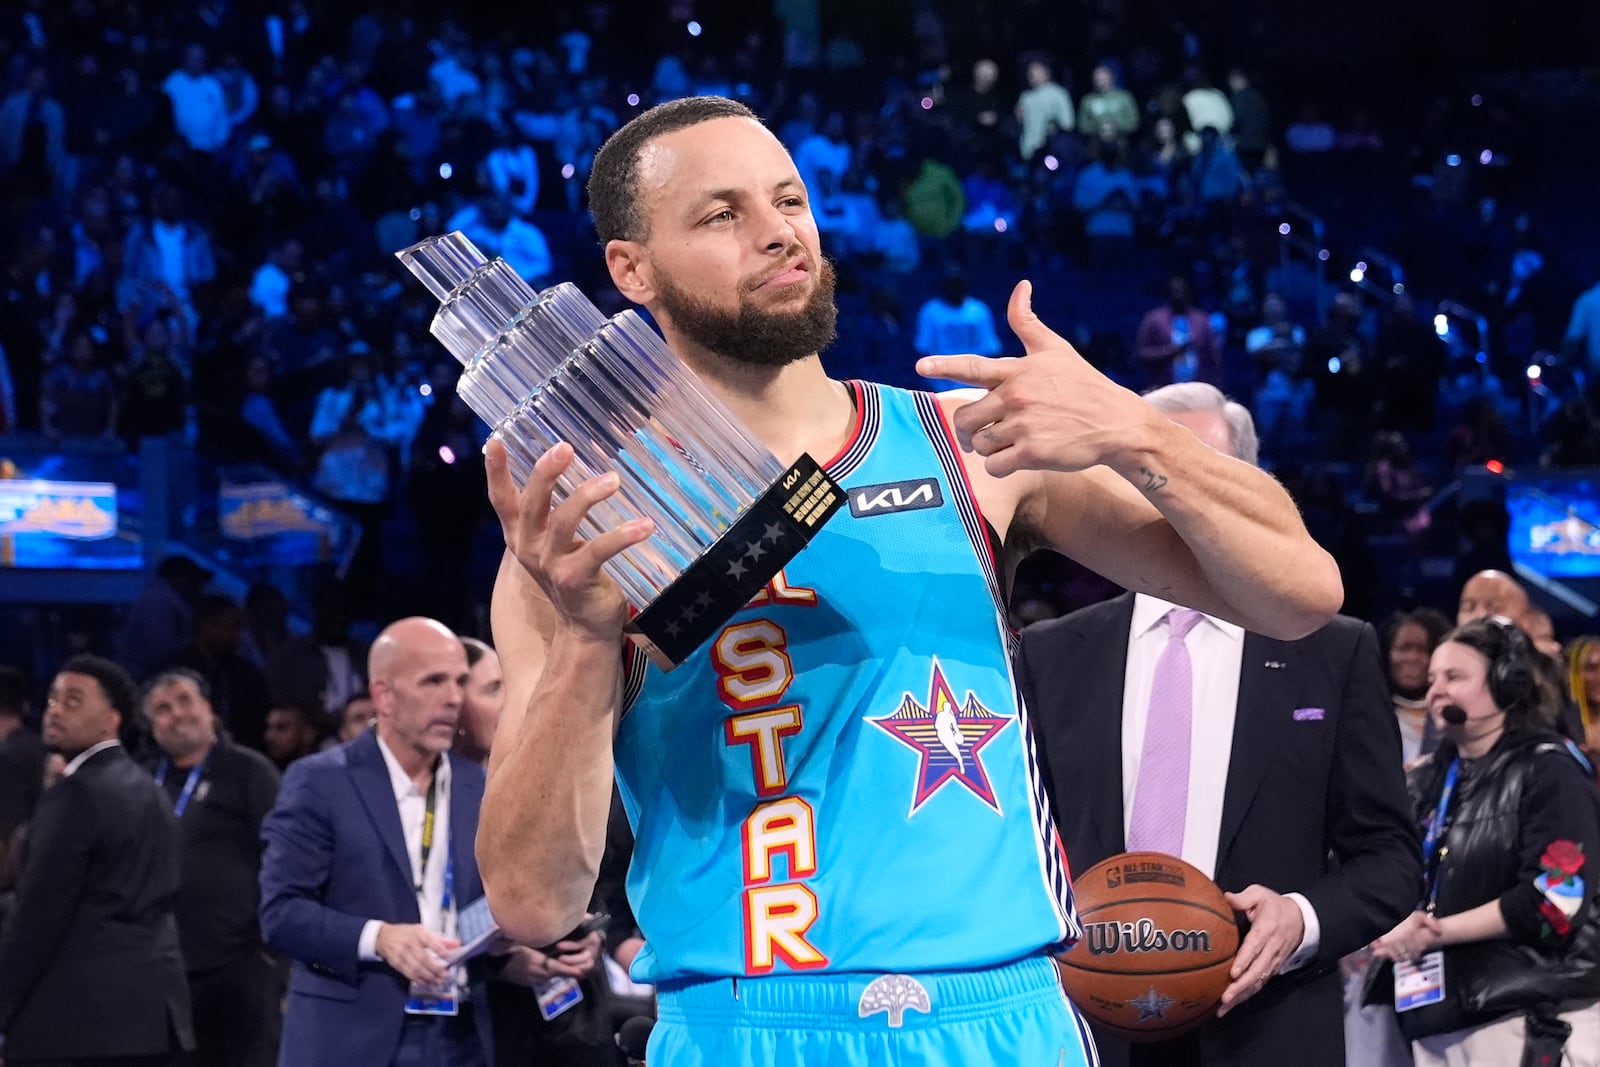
[649,954,1099,1066]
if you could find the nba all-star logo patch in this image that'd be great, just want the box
[870,658,1011,816]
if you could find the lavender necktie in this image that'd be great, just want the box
[1127,608,1205,856]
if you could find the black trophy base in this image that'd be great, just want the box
[627,453,845,670]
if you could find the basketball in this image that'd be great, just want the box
[1056,851,1241,1042]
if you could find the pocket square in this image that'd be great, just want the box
[1293,707,1326,722]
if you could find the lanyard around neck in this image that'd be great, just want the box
[1420,758,1461,912]
[153,754,209,817]
[416,764,439,895]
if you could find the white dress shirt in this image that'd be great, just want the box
[62,738,120,776]
[1122,594,1320,969]
[358,737,457,964]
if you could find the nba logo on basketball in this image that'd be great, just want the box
[1105,866,1123,889]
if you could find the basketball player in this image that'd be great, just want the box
[477,96,1342,1065]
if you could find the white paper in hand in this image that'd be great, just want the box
[443,896,501,966]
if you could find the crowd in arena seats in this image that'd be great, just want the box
[8,0,1595,636]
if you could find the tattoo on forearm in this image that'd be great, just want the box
[1139,467,1168,492]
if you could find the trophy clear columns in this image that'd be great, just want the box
[397,232,845,668]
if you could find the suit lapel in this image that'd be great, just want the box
[1082,595,1135,858]
[447,755,484,903]
[349,731,415,888]
[1216,632,1296,873]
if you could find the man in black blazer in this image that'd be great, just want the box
[1019,384,1421,1067]
[0,654,194,1066]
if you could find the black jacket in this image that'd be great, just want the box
[1020,598,1421,1067]
[0,744,194,1059]
[1386,730,1600,1038]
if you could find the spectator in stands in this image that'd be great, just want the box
[1191,125,1247,216]
[913,272,1002,360]
[0,66,67,196]
[1445,396,1510,470]
[947,58,1009,164]
[1226,67,1271,170]
[452,196,552,286]
[116,554,212,682]
[1382,607,1452,764]
[121,319,190,440]
[338,691,377,743]
[1015,57,1074,161]
[1181,70,1233,137]
[1307,291,1373,457]
[39,328,118,442]
[142,668,284,1067]
[249,237,303,321]
[796,112,852,202]
[121,184,217,328]
[1246,292,1306,376]
[483,140,540,218]
[902,153,966,239]
[238,355,301,469]
[264,702,324,771]
[1566,636,1600,757]
[1078,63,1140,137]
[240,582,293,671]
[169,594,275,753]
[163,43,232,154]
[269,583,370,719]
[1563,267,1600,382]
[869,195,921,274]
[0,655,194,1065]
[1073,140,1138,267]
[1136,276,1220,386]
[1362,430,1433,534]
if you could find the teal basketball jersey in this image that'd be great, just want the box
[614,381,1079,982]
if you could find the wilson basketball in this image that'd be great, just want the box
[1056,851,1240,1042]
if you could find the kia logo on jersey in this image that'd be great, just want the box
[848,478,943,518]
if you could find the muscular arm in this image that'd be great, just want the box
[925,282,1341,640]
[475,443,653,947]
[479,551,623,946]
[1020,426,1339,638]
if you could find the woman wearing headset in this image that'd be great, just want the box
[1371,616,1600,1065]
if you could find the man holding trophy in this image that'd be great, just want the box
[466,96,1342,1065]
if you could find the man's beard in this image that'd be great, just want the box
[654,254,838,369]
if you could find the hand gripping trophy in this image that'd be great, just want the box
[397,232,844,668]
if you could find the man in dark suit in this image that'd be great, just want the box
[1019,384,1421,1067]
[260,617,496,1067]
[0,654,194,1066]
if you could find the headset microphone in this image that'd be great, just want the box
[1440,704,1468,725]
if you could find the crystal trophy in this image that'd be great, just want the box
[397,232,845,669]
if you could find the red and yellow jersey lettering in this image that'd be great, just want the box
[724,705,804,797]
[742,884,828,974]
[740,795,817,884]
[712,620,795,711]
[744,569,819,608]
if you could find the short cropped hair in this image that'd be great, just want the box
[58,654,140,724]
[587,95,760,245]
[1143,381,1260,468]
